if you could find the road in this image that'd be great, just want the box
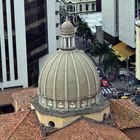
[75,36,135,94]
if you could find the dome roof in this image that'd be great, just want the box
[38,49,100,111]
[60,20,75,35]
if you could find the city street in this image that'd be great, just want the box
[75,36,136,94]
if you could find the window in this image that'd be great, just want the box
[92,3,95,10]
[86,4,89,11]
[66,38,69,47]
[56,36,59,40]
[48,121,55,128]
[80,5,82,11]
[55,11,59,15]
[56,23,59,27]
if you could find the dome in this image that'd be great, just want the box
[38,49,100,111]
[60,20,75,35]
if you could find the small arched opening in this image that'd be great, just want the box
[103,113,107,121]
[48,121,55,128]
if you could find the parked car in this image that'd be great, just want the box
[123,92,134,97]
[112,91,124,99]
[121,96,128,99]
[100,79,109,87]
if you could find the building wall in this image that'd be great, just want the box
[136,24,140,80]
[34,106,110,128]
[119,0,136,48]
[102,0,137,48]
[65,0,96,14]
[39,0,60,72]
[102,0,118,37]
[0,0,28,89]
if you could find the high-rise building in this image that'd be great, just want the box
[102,0,140,48]
[0,0,60,90]
[136,22,140,81]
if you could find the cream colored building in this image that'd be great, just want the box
[32,19,110,128]
[65,0,96,14]
[136,22,140,80]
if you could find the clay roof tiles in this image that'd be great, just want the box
[12,87,37,110]
[111,99,140,129]
[0,110,44,140]
[46,117,130,140]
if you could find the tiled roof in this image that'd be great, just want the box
[12,88,37,110]
[0,110,44,140]
[46,117,130,140]
[0,88,22,106]
[111,99,140,129]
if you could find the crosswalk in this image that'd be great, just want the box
[99,87,117,95]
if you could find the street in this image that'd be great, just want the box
[75,36,136,95]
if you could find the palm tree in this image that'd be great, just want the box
[102,50,121,73]
[91,41,110,65]
[76,20,92,46]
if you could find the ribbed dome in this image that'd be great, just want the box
[60,20,75,35]
[38,49,100,111]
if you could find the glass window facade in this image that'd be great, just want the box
[24,0,48,85]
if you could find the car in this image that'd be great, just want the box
[123,92,134,97]
[100,79,109,87]
[121,96,128,99]
[112,91,124,99]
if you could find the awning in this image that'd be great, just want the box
[112,42,135,61]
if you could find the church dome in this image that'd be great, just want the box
[38,49,100,111]
[60,20,75,35]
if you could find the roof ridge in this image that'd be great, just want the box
[85,120,104,140]
[6,110,30,140]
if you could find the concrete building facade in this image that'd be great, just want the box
[65,0,97,14]
[0,0,60,90]
[102,0,140,48]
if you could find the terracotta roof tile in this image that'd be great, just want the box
[0,88,22,106]
[12,88,37,110]
[111,99,140,129]
[46,117,130,140]
[0,110,44,140]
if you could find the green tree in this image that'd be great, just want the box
[76,20,92,46]
[91,41,110,65]
[102,50,121,73]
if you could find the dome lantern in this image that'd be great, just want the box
[60,18,76,49]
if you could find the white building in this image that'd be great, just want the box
[102,0,140,48]
[0,0,60,90]
[136,22,140,80]
[65,0,97,14]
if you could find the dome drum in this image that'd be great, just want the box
[39,95,96,111]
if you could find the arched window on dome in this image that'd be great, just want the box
[48,121,55,128]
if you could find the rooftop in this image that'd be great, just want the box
[111,99,140,129]
[0,88,23,106]
[12,87,37,110]
[0,110,44,140]
[79,12,102,34]
[46,117,130,140]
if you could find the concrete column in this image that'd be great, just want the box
[68,38,71,48]
[0,0,7,84]
[72,36,75,47]
[6,0,14,81]
[14,0,28,87]
[136,24,140,80]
